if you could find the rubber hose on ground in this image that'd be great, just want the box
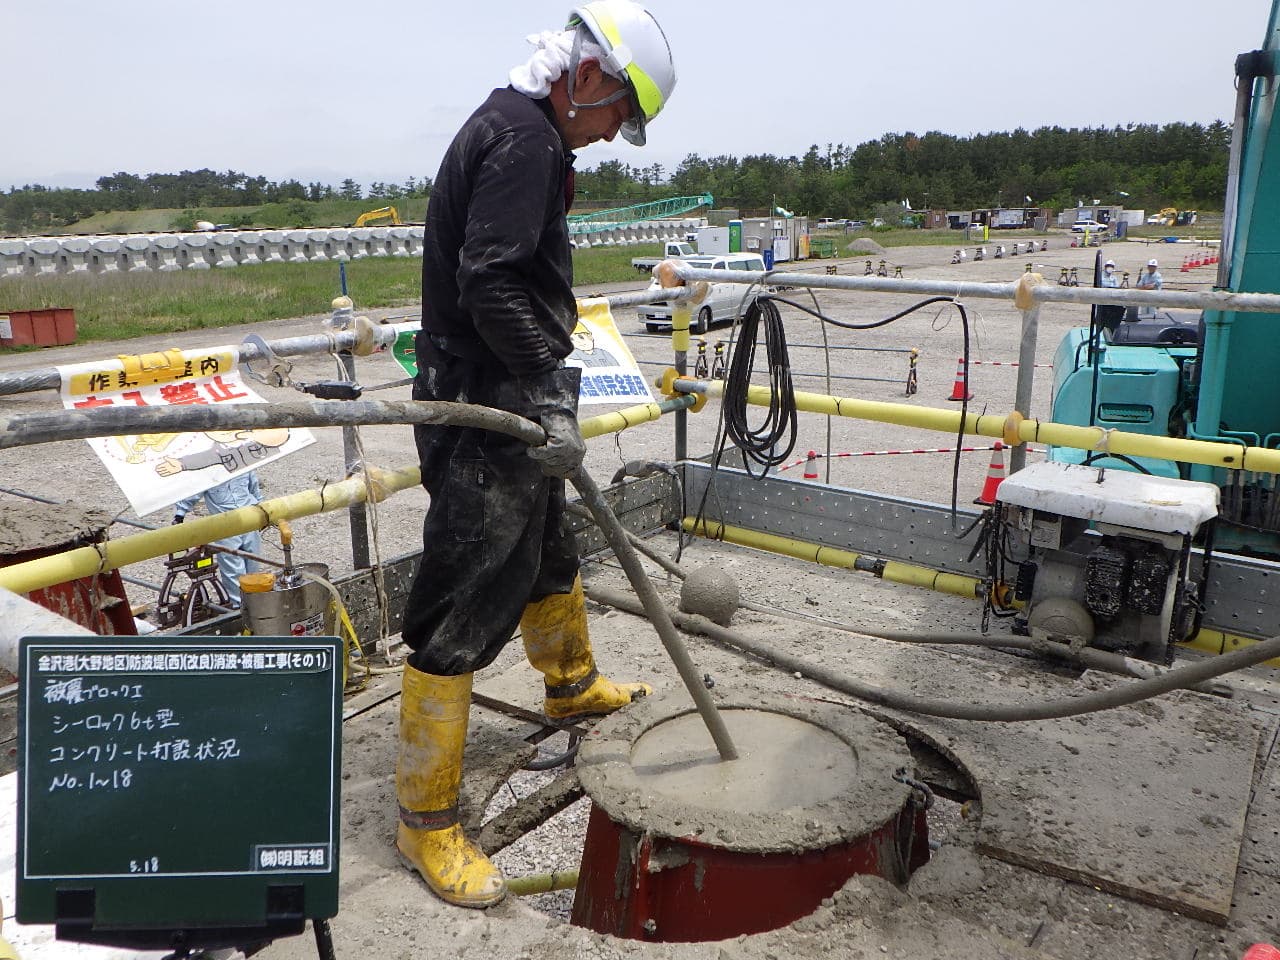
[585,584,1278,723]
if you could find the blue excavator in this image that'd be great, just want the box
[1048,3,1280,556]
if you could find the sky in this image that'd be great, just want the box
[4,0,1274,192]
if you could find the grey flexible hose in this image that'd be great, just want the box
[569,468,739,760]
[586,584,1279,722]
[565,514,1229,695]
[0,399,546,450]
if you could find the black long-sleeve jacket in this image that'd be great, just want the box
[418,87,577,378]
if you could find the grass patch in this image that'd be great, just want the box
[572,242,662,287]
[0,246,652,344]
[0,260,423,343]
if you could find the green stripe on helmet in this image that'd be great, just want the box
[624,62,662,121]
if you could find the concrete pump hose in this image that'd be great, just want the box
[569,467,739,760]
[0,399,546,450]
[585,584,1280,722]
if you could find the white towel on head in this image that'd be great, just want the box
[509,30,577,97]
[509,27,616,98]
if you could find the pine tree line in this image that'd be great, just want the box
[1,121,1229,234]
[0,170,434,235]
[577,121,1230,216]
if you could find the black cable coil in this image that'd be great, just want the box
[722,296,798,472]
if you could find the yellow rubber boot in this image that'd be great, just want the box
[395,666,505,908]
[520,575,651,723]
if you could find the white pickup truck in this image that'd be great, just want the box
[630,240,696,273]
[636,253,769,333]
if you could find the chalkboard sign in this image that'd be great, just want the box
[17,635,342,950]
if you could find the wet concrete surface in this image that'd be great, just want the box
[0,501,113,556]
[578,690,910,852]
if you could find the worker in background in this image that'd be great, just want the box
[1136,258,1163,290]
[1096,259,1126,334]
[1135,257,1163,318]
[172,471,263,607]
[397,0,676,909]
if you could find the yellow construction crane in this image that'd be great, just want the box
[353,206,402,227]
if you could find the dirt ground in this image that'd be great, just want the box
[4,233,1274,960]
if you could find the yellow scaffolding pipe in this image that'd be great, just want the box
[677,378,1280,475]
[505,869,579,897]
[0,399,690,597]
[580,395,694,439]
[682,518,986,601]
[682,518,1280,668]
[0,467,421,596]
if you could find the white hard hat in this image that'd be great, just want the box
[1147,258,1159,267]
[569,0,676,146]
[1104,259,1115,267]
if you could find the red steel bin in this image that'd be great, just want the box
[0,308,77,348]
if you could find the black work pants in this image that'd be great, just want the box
[401,340,579,676]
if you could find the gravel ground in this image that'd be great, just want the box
[0,231,1198,597]
[5,234,1268,960]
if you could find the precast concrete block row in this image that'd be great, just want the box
[0,227,426,278]
[568,217,706,247]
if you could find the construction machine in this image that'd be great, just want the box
[1047,2,1280,559]
[1145,207,1198,227]
[353,205,401,227]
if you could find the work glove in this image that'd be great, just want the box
[522,367,586,479]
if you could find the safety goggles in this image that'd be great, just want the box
[566,24,652,145]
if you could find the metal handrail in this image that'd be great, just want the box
[0,286,693,398]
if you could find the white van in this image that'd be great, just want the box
[636,253,768,333]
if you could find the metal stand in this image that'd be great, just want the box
[155,545,233,628]
[313,918,337,960]
[335,348,371,570]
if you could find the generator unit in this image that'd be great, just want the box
[993,461,1219,662]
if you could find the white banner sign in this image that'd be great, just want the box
[57,346,314,517]
[564,299,654,406]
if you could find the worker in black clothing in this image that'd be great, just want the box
[395,1,676,909]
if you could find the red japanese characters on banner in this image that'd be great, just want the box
[57,347,314,517]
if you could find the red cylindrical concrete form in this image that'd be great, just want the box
[0,502,136,636]
[572,693,927,943]
[572,801,928,942]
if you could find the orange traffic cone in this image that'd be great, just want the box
[947,357,973,401]
[1180,256,1191,273]
[975,441,1007,505]
[803,450,819,480]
